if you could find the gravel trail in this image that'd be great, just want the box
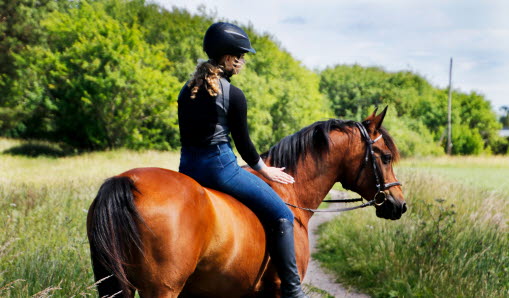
[303,190,369,298]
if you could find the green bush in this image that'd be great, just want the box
[451,124,484,155]
[382,110,444,157]
[234,35,331,151]
[12,1,181,150]
[488,136,509,155]
[1,0,504,156]
[100,0,332,151]
[0,0,69,137]
[3,0,331,151]
[319,65,502,156]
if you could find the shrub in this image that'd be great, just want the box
[12,1,181,150]
[451,124,484,155]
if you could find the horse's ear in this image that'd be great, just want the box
[364,106,388,133]
[363,107,378,122]
[370,107,378,119]
[373,106,388,131]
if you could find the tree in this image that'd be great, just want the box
[235,32,331,150]
[12,1,181,149]
[319,64,503,155]
[453,91,502,154]
[96,0,333,151]
[0,0,62,136]
[3,0,503,155]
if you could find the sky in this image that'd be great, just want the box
[156,0,509,112]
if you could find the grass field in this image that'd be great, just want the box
[398,156,509,194]
[0,138,180,297]
[316,156,509,297]
[0,137,508,297]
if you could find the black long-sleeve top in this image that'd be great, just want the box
[177,78,263,170]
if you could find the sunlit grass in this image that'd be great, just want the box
[398,156,509,194]
[1,137,508,296]
[0,138,180,296]
[315,164,509,297]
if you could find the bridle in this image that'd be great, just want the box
[285,121,402,213]
[348,122,402,206]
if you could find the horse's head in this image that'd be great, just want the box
[341,107,407,220]
[264,110,406,219]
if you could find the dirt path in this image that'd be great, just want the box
[302,190,369,298]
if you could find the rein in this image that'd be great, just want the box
[285,199,375,213]
[285,122,402,213]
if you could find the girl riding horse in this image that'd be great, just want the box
[178,22,306,298]
[86,22,407,298]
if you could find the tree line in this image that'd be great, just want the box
[1,0,507,155]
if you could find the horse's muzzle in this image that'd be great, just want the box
[375,194,407,220]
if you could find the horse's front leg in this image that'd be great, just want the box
[294,223,311,280]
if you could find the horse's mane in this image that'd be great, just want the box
[261,119,399,174]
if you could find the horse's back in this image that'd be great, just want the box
[120,167,269,297]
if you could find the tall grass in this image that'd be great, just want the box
[2,137,508,297]
[315,167,509,297]
[0,138,180,296]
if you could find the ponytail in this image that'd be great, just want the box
[188,60,223,99]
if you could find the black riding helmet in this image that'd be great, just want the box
[203,22,256,61]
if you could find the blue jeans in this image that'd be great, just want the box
[179,142,294,227]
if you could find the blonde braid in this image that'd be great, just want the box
[188,60,223,99]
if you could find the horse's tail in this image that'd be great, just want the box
[87,176,144,297]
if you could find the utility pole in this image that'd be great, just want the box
[447,58,453,155]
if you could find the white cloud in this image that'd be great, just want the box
[156,0,509,110]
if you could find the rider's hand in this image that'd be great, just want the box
[258,166,295,184]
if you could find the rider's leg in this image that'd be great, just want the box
[221,168,307,298]
[179,143,307,298]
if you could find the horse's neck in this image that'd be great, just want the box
[284,131,352,219]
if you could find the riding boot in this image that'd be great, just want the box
[268,218,308,298]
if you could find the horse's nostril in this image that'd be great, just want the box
[402,202,407,213]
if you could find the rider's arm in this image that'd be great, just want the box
[228,86,294,184]
[227,86,265,171]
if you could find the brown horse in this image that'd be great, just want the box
[87,107,406,297]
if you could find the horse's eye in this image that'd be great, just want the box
[382,154,392,164]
